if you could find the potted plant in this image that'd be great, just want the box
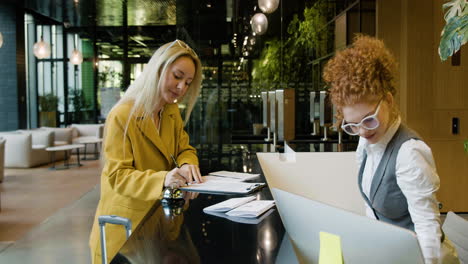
[70,89,90,123]
[98,66,122,118]
[39,93,59,127]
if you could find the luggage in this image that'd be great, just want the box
[98,215,132,264]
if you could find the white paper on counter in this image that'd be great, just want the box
[226,200,275,218]
[204,208,276,224]
[208,171,260,181]
[203,196,256,213]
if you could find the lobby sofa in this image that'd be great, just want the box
[0,130,65,168]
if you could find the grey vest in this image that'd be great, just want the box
[358,124,419,231]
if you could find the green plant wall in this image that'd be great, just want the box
[252,1,332,91]
[81,39,94,108]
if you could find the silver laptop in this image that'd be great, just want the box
[272,188,425,264]
[257,151,365,215]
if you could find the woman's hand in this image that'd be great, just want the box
[164,164,203,188]
[178,164,203,184]
[164,167,187,188]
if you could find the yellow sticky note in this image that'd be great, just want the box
[318,231,344,264]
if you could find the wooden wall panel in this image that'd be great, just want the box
[430,0,468,212]
[404,0,433,139]
[432,0,468,111]
[430,110,467,140]
[428,140,468,212]
[377,0,468,211]
[376,0,405,119]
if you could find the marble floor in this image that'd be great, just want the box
[0,157,100,263]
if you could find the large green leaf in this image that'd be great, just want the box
[442,0,467,22]
[439,15,468,61]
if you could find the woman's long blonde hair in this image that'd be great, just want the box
[101,40,203,163]
[117,39,203,124]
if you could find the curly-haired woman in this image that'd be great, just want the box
[323,35,459,264]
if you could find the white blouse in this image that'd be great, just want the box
[356,117,444,264]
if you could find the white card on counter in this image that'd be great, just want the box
[203,196,256,213]
[226,200,275,218]
[208,171,260,182]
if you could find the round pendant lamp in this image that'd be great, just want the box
[33,36,51,59]
[251,13,268,35]
[258,0,279,14]
[70,49,83,65]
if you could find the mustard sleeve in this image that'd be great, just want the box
[103,112,166,201]
[175,113,199,167]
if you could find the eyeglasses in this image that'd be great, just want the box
[341,100,382,136]
[162,39,197,57]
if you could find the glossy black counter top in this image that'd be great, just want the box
[110,173,287,264]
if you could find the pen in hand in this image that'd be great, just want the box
[171,154,191,186]
[170,154,180,168]
[170,154,201,185]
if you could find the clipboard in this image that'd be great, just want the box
[180,180,266,195]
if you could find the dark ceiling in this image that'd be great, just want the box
[20,0,307,59]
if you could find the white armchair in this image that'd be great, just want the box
[40,127,73,146]
[70,124,104,154]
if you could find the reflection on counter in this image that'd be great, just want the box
[113,197,200,264]
[111,190,286,264]
[111,154,286,264]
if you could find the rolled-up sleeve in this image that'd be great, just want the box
[396,139,442,264]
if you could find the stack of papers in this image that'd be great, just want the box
[203,197,275,219]
[203,196,256,212]
[204,208,276,225]
[180,177,265,195]
[208,171,260,182]
[226,200,275,218]
[201,175,242,182]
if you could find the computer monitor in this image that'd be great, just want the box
[257,151,365,215]
[271,188,425,264]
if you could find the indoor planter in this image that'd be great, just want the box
[39,93,59,127]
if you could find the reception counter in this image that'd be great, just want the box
[108,153,295,264]
[110,182,288,264]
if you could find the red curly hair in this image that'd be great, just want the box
[323,35,397,120]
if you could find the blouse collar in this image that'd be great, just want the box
[363,116,401,152]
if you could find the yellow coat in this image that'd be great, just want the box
[89,102,198,264]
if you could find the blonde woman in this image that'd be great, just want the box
[323,35,459,264]
[89,40,203,264]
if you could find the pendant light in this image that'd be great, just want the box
[70,49,83,65]
[258,0,279,14]
[33,26,51,59]
[70,34,83,65]
[251,13,268,35]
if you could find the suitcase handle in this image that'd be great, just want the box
[98,215,132,264]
